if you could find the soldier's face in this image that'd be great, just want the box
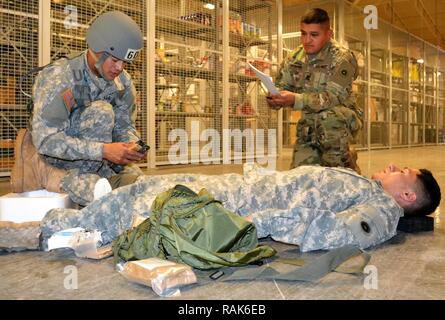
[372,164,420,200]
[300,23,332,54]
[101,55,126,80]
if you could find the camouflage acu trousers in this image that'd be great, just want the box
[58,101,143,206]
[291,105,362,173]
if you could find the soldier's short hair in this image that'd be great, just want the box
[300,8,330,26]
[405,169,441,216]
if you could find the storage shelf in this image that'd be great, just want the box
[370,95,388,100]
[157,15,213,39]
[0,104,29,111]
[230,32,268,48]
[156,111,260,118]
[370,69,388,76]
[156,62,257,83]
[157,111,214,117]
[155,84,179,89]
[156,15,267,48]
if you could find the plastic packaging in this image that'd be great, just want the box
[117,257,197,297]
[47,227,86,251]
[46,228,112,259]
[70,230,111,259]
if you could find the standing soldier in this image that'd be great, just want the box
[11,11,147,206]
[267,8,363,173]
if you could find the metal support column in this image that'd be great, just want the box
[366,30,371,151]
[39,0,51,66]
[147,0,156,168]
[222,0,230,164]
[389,31,393,149]
[277,0,283,156]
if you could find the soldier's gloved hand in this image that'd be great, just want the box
[103,142,145,165]
[266,91,296,110]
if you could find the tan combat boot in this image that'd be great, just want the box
[10,129,66,193]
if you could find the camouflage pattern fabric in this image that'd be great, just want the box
[41,163,403,252]
[61,163,142,206]
[30,51,143,205]
[275,40,363,172]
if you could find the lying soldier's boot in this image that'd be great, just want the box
[0,221,41,251]
[10,129,66,193]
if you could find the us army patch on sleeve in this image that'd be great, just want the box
[61,88,75,113]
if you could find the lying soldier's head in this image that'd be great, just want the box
[372,164,441,216]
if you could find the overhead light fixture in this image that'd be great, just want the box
[203,3,215,10]
[417,58,424,64]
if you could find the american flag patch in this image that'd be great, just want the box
[61,88,75,112]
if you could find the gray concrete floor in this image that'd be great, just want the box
[1,146,445,300]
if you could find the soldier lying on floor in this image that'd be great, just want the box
[1,163,441,253]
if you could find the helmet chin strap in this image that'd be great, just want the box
[90,50,111,80]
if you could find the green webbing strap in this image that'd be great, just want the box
[273,257,306,266]
[333,250,371,275]
[223,245,371,283]
[274,248,370,275]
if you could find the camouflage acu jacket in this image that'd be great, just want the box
[41,164,403,252]
[275,39,358,113]
[31,50,139,161]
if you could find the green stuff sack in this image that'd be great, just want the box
[112,185,276,270]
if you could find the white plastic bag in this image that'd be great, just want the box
[46,228,112,259]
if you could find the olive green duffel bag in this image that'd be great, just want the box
[112,185,276,270]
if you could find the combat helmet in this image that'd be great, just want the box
[86,11,143,63]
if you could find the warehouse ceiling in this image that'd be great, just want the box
[282,0,445,50]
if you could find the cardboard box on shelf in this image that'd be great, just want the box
[370,98,378,121]
[290,111,301,123]
[183,103,202,113]
[216,11,242,34]
[0,77,16,105]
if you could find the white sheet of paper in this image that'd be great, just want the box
[247,62,280,95]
